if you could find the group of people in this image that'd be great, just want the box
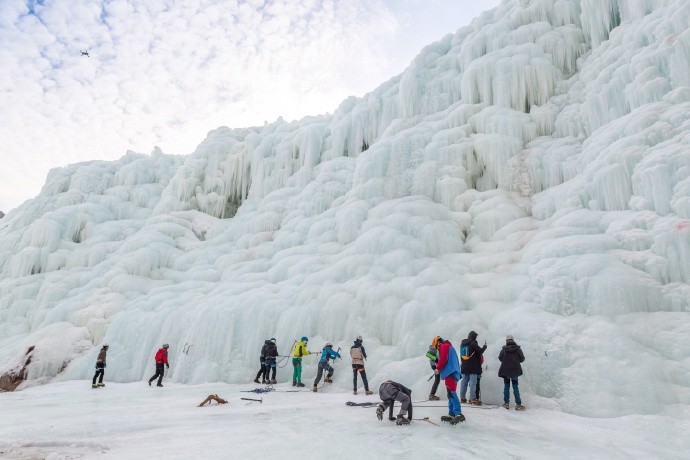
[91,331,526,426]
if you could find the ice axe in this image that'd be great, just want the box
[241,397,263,404]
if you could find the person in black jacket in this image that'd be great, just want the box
[254,340,270,384]
[498,335,525,410]
[376,380,413,425]
[460,331,487,405]
[263,338,279,384]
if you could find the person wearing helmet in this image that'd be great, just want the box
[148,344,170,387]
[92,344,109,389]
[292,337,313,387]
[350,335,372,395]
[434,336,464,424]
[426,339,440,400]
[312,343,341,392]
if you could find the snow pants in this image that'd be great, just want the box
[256,360,267,381]
[292,358,302,383]
[149,363,165,385]
[313,362,333,386]
[445,373,461,416]
[352,364,369,391]
[265,359,277,381]
[429,365,440,396]
[379,383,412,419]
[503,377,521,405]
[460,373,478,400]
[92,364,105,385]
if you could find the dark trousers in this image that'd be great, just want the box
[430,372,440,395]
[256,362,267,381]
[352,364,369,391]
[149,363,165,385]
[476,374,482,400]
[92,366,104,385]
[265,361,276,380]
[314,362,333,385]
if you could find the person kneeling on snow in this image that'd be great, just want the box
[434,336,465,424]
[312,343,340,391]
[376,381,412,425]
[92,344,108,388]
[498,335,525,411]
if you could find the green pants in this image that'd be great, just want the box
[292,358,302,383]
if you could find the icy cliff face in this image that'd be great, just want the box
[1,0,689,416]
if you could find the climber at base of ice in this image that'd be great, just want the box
[312,343,340,392]
[148,344,169,387]
[292,337,313,387]
[263,338,279,384]
[498,335,526,411]
[433,336,464,424]
[92,344,108,388]
[350,335,373,395]
[376,381,412,425]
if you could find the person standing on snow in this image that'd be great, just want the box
[92,344,108,388]
[312,343,340,392]
[460,331,487,405]
[426,343,440,400]
[292,336,313,387]
[498,335,525,410]
[148,344,169,387]
[350,335,372,395]
[264,338,279,384]
[254,339,270,384]
[376,380,413,425]
[434,336,464,424]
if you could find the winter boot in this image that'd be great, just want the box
[97,383,105,387]
[461,398,467,403]
[261,379,266,384]
[502,402,510,409]
[365,390,373,395]
[312,385,318,392]
[270,379,277,384]
[92,384,98,389]
[292,381,296,386]
[148,381,152,386]
[396,415,410,425]
[376,404,385,421]
[515,404,526,411]
[297,382,305,387]
[324,377,333,383]
[449,414,466,425]
[254,378,260,384]
[157,383,164,387]
[440,415,453,422]
[353,390,357,395]
[429,394,440,401]
[469,399,482,406]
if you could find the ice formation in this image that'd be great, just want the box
[0,0,688,418]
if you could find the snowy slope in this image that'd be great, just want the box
[1,381,689,459]
[1,0,689,424]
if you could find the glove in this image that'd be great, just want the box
[166,364,170,369]
[434,369,439,375]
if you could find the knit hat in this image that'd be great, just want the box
[506,335,514,341]
[356,335,363,341]
[301,336,308,342]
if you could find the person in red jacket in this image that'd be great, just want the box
[148,344,169,387]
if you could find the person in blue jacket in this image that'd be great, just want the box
[312,343,341,392]
[433,336,465,424]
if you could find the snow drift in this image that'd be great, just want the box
[1,0,689,418]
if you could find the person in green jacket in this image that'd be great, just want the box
[292,337,313,387]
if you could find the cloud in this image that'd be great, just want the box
[0,0,499,211]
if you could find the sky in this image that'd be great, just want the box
[0,0,501,212]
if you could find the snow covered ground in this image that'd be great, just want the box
[1,379,688,460]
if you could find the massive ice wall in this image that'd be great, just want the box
[1,0,689,416]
